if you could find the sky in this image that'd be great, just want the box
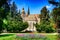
[11,0,55,14]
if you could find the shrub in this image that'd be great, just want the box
[6,19,28,33]
[35,21,56,33]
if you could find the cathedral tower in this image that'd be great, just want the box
[21,8,25,18]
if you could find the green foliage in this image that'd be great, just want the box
[0,19,3,33]
[51,7,60,23]
[48,0,60,31]
[0,0,10,33]
[51,7,60,28]
[7,19,28,32]
[15,11,22,21]
[5,11,28,32]
[45,25,56,33]
[0,0,28,33]
[35,21,56,33]
[0,0,8,7]
[40,6,50,21]
[10,1,17,17]
[0,8,4,33]
[1,1,28,33]
[35,6,56,33]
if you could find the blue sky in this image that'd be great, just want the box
[11,0,55,14]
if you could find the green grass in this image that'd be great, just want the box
[46,35,58,40]
[0,33,16,40]
[0,33,58,40]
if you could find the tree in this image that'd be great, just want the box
[7,17,28,33]
[35,21,56,33]
[51,7,60,28]
[40,6,50,22]
[6,8,28,32]
[0,0,11,33]
[35,6,56,33]
[48,0,60,33]
[0,0,8,7]
[27,7,30,15]
[10,2,17,17]
[15,10,22,21]
[48,0,59,6]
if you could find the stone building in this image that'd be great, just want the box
[21,8,40,32]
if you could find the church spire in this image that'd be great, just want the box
[22,7,25,14]
[21,8,25,18]
[27,7,30,15]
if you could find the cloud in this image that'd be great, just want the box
[46,5,52,9]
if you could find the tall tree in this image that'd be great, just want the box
[27,7,30,15]
[35,6,56,33]
[15,10,22,21]
[0,0,7,7]
[10,2,17,17]
[51,7,60,28]
[40,6,50,22]
[0,0,11,33]
[48,0,60,33]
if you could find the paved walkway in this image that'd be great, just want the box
[0,33,58,35]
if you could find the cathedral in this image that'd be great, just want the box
[21,8,40,32]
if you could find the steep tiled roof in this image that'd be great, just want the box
[24,14,40,21]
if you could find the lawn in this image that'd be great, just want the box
[0,33,16,40]
[0,33,58,40]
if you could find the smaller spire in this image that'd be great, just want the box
[27,7,30,15]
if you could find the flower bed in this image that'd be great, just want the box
[0,33,57,40]
[16,33,49,40]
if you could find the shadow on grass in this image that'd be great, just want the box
[0,34,14,37]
